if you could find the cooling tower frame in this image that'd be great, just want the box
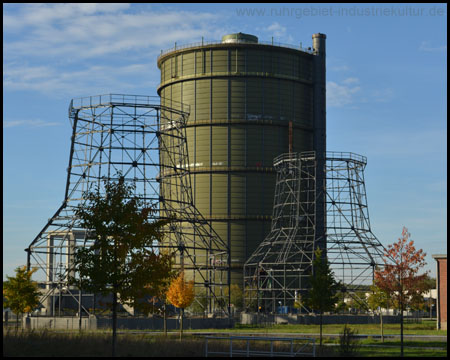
[243,151,387,313]
[243,151,317,313]
[25,94,230,316]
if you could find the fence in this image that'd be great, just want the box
[240,312,403,325]
[21,315,234,331]
[205,335,315,357]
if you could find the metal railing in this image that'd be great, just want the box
[204,335,316,357]
[158,40,315,59]
[273,151,367,168]
[325,151,367,165]
[70,94,159,109]
[68,94,190,116]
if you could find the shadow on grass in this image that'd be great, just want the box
[3,329,208,357]
[3,328,447,357]
[4,329,328,357]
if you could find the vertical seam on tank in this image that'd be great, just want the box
[210,49,213,220]
[193,51,196,207]
[227,48,232,269]
[261,53,265,227]
[244,47,248,261]
[262,51,265,118]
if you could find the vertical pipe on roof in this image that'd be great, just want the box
[312,33,327,254]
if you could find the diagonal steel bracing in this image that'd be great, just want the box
[243,151,387,313]
[26,94,230,316]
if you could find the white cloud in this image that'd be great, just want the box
[3,119,62,128]
[327,80,361,107]
[3,4,227,96]
[419,41,447,53]
[327,57,350,72]
[4,3,131,31]
[4,5,222,61]
[3,62,157,97]
[258,22,294,43]
[342,77,359,85]
[327,78,395,107]
[370,88,395,103]
[266,22,287,38]
[330,65,349,72]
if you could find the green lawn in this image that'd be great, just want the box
[191,320,446,336]
[3,327,447,357]
[71,318,444,337]
[356,339,447,357]
[4,319,446,357]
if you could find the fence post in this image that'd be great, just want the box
[205,338,208,357]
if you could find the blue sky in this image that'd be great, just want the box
[3,3,447,280]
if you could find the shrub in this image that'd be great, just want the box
[338,324,360,357]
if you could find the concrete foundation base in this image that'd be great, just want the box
[240,313,402,325]
[24,315,97,330]
[23,315,234,331]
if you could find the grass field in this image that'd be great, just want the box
[37,318,443,336]
[228,320,446,336]
[102,319,445,337]
[3,320,447,357]
[353,339,447,357]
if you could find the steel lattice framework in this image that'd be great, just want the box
[325,152,386,308]
[25,94,230,316]
[243,151,387,312]
[243,152,317,313]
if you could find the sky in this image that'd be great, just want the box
[3,3,447,280]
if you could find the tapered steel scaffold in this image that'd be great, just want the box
[243,151,387,312]
[325,152,386,308]
[25,94,230,316]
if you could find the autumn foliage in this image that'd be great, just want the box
[374,227,428,310]
[374,226,428,356]
[166,271,195,340]
[166,271,195,310]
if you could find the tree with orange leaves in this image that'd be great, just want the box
[166,271,195,340]
[374,227,428,357]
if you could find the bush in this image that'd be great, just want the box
[338,324,360,357]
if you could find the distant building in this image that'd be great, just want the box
[432,254,447,330]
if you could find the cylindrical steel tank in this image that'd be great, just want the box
[157,32,326,285]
